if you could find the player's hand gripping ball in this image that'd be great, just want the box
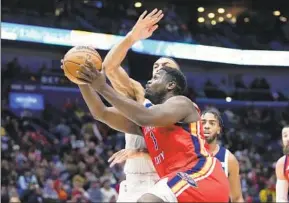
[62,46,102,85]
[77,59,106,91]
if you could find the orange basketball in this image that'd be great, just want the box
[63,46,102,85]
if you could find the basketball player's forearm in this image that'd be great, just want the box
[129,148,150,159]
[79,85,107,119]
[134,151,151,158]
[98,83,152,126]
[103,33,136,73]
[231,195,244,202]
[79,85,141,134]
[136,148,150,158]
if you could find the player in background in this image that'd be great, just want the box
[201,109,244,202]
[275,125,289,202]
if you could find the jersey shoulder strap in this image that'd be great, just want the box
[143,99,153,108]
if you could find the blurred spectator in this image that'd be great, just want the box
[42,179,58,200]
[87,180,103,203]
[100,179,118,202]
[18,170,39,196]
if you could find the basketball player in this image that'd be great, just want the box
[60,9,176,202]
[75,56,230,202]
[275,125,289,202]
[102,9,179,202]
[201,109,244,202]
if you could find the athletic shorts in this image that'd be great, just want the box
[147,157,230,202]
[117,173,159,202]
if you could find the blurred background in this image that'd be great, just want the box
[1,0,289,202]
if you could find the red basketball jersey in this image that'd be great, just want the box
[142,99,210,178]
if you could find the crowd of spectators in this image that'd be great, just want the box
[2,56,289,203]
[2,0,289,50]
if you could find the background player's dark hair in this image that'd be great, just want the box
[159,57,180,68]
[161,66,187,95]
[201,108,224,133]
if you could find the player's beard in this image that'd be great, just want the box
[205,134,218,144]
[144,89,166,104]
[283,144,289,155]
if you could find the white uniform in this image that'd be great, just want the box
[117,134,159,202]
[117,99,159,202]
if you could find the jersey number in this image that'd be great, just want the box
[149,132,159,150]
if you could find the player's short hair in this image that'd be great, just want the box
[161,66,187,95]
[201,108,224,130]
[159,57,180,68]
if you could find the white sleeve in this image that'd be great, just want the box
[276,179,289,202]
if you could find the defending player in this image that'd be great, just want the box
[201,109,244,202]
[275,125,289,202]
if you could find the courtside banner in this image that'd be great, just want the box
[2,22,289,66]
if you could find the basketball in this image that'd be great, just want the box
[63,46,102,85]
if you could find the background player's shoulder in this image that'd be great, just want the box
[226,149,239,167]
[276,155,287,168]
[226,148,236,160]
[275,155,287,178]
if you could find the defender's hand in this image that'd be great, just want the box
[108,149,140,167]
[129,9,164,42]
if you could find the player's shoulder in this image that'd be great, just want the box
[276,155,287,168]
[276,155,287,178]
[165,96,194,107]
[226,149,239,167]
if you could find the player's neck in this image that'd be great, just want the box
[149,93,174,104]
[162,93,175,103]
[208,143,220,156]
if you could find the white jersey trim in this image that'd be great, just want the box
[224,149,229,177]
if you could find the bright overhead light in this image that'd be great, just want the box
[134,2,142,8]
[273,10,281,16]
[280,16,287,22]
[231,17,236,23]
[218,17,224,22]
[226,13,232,18]
[218,8,225,14]
[244,17,250,23]
[226,97,232,102]
[211,20,217,25]
[198,7,205,12]
[198,17,205,23]
[208,13,215,18]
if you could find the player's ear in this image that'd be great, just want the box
[217,126,221,135]
[167,81,176,91]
